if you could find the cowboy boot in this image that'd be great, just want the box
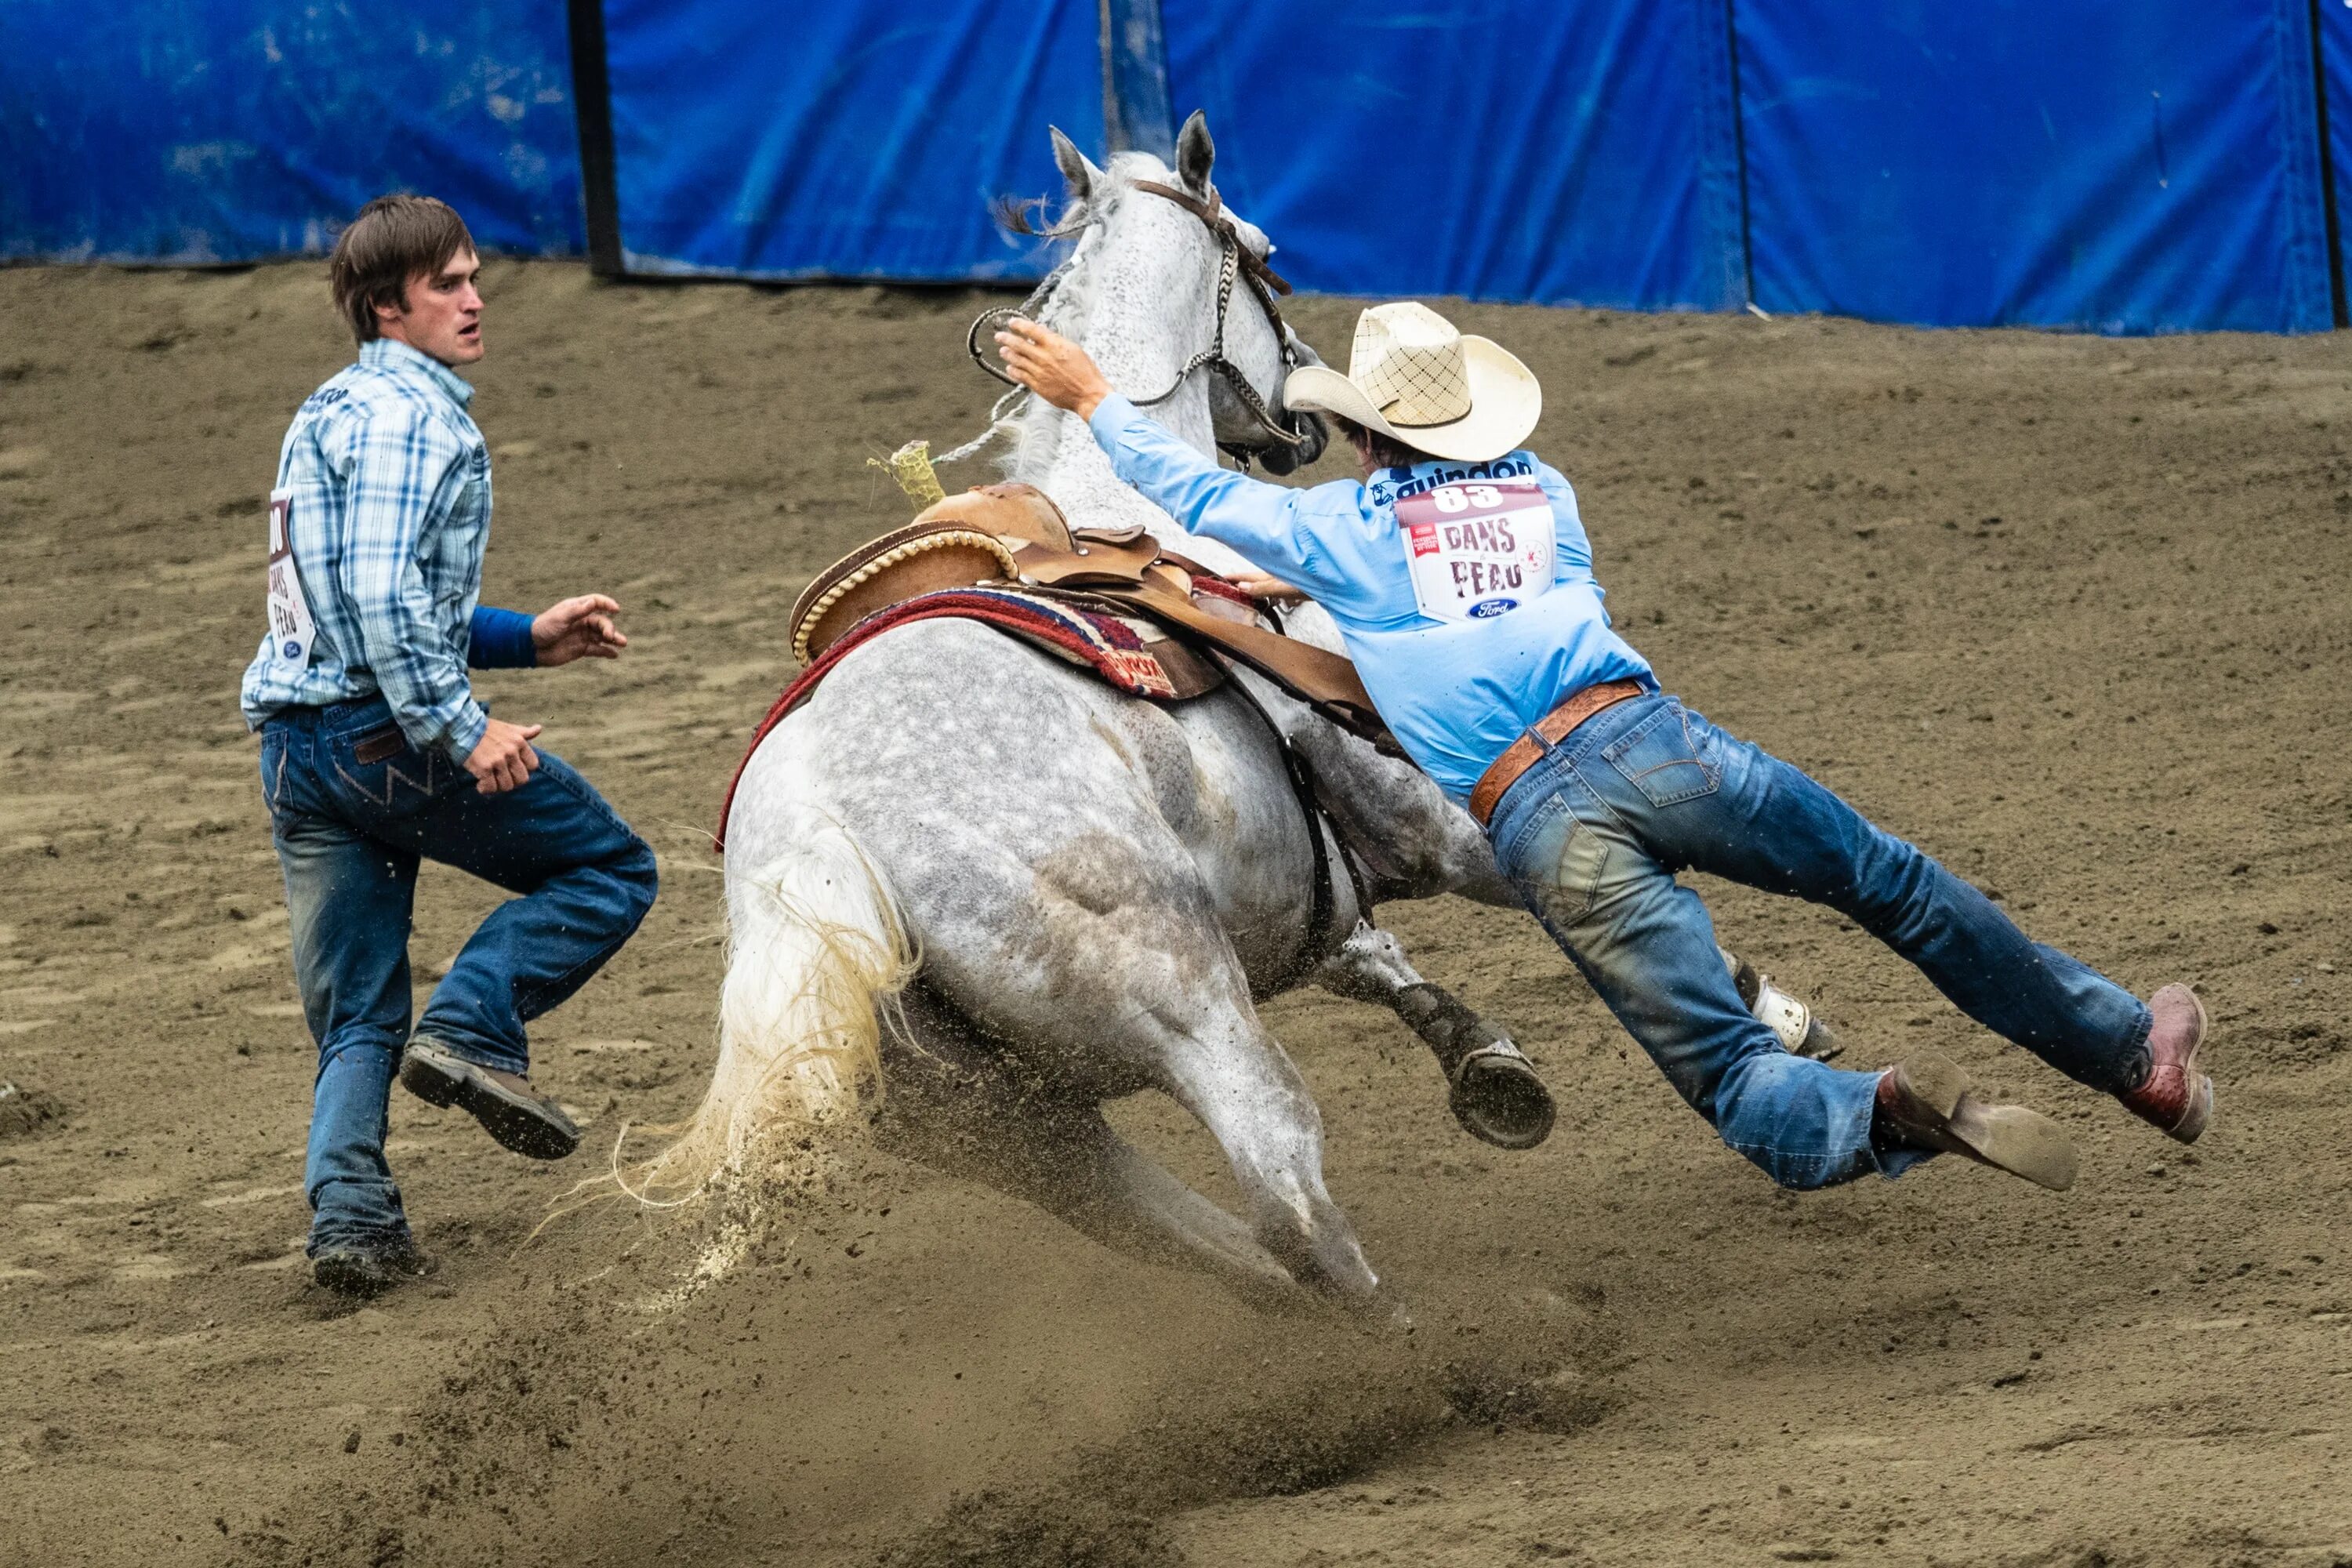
[2116,983,2212,1144]
[1874,1052,2078,1191]
[312,1234,434,1299]
[398,1036,580,1160]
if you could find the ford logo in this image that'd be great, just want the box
[282,640,304,659]
[1466,597,1518,619]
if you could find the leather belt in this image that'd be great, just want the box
[1467,679,1649,829]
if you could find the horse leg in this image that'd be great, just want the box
[910,927,1381,1303]
[1312,922,1834,1142]
[1114,992,1376,1301]
[1314,921,1557,1151]
[871,1005,1302,1311]
[918,859,1379,1302]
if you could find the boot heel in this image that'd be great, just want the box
[1893,1052,1968,1121]
[2166,1075,2213,1144]
[397,1048,463,1108]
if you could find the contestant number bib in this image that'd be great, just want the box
[1396,481,1555,623]
[264,486,318,669]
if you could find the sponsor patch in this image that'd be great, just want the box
[1395,480,1555,625]
[264,487,318,669]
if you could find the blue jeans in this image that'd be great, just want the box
[1486,694,2151,1189]
[258,698,657,1250]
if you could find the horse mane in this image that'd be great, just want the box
[992,191,1091,240]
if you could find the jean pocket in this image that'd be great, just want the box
[1601,704,1719,808]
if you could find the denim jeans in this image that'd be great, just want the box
[258,697,658,1250]
[1486,694,2151,1189]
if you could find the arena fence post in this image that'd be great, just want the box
[1697,0,1758,314]
[566,0,625,277]
[1102,0,1176,158]
[2307,0,2350,327]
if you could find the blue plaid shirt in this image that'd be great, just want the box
[240,338,509,761]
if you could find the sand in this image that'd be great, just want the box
[1,259,2347,1567]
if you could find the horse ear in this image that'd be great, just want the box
[1174,110,1215,195]
[1048,125,1102,200]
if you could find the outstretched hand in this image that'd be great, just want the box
[995,318,1111,419]
[532,594,627,666]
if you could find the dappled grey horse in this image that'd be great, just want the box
[655,117,1819,1307]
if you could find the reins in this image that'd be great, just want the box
[963,178,1314,460]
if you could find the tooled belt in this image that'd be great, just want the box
[1465,679,1650,829]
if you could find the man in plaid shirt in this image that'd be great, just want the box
[241,195,657,1297]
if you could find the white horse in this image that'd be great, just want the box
[655,117,1811,1308]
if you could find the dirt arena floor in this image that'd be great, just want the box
[4,259,2350,1568]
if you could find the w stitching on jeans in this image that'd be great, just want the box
[332,750,437,808]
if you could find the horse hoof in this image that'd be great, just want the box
[1449,1044,1556,1151]
[1795,1013,1843,1062]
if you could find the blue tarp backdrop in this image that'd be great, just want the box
[600,0,1102,280]
[1730,0,2335,334]
[1160,0,1747,313]
[0,0,583,262]
[6,0,2350,333]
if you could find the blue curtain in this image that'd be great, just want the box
[9,0,2348,334]
[599,0,1102,279]
[1732,0,2334,332]
[1159,0,1748,311]
[0,0,583,261]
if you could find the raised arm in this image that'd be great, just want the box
[996,317,1355,597]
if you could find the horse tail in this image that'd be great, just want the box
[635,797,914,1202]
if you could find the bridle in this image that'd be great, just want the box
[965,179,1316,463]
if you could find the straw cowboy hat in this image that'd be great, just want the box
[1282,301,1542,464]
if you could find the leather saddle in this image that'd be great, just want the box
[786,483,1392,746]
[789,483,1069,664]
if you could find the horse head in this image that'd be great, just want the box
[1037,112,1327,474]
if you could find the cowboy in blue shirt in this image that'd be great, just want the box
[998,304,2212,1196]
[241,195,657,1296]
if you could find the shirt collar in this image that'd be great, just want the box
[360,336,476,408]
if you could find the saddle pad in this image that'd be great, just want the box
[714,586,1224,849]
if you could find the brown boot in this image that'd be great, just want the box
[1874,1052,2078,1192]
[2116,983,2212,1144]
[398,1036,579,1160]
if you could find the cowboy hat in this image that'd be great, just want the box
[1281,301,1541,464]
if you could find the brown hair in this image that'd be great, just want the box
[328,194,475,344]
[1330,415,1428,473]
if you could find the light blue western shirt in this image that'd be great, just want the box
[240,338,535,761]
[1086,393,1653,802]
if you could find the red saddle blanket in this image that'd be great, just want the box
[714,584,1236,849]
